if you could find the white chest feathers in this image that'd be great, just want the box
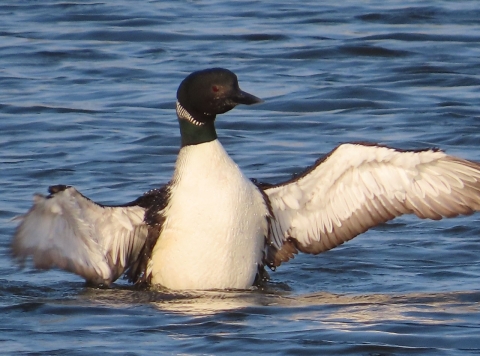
[149,140,268,290]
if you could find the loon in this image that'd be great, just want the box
[12,68,480,290]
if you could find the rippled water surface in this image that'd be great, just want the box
[1,1,480,355]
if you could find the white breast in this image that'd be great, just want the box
[149,140,268,290]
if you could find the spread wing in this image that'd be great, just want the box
[12,185,152,285]
[263,143,480,267]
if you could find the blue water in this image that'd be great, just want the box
[1,1,480,355]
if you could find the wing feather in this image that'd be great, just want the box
[263,143,480,266]
[12,186,149,285]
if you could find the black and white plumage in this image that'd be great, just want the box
[263,143,480,267]
[12,68,480,290]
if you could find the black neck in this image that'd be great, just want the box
[179,119,217,147]
[176,101,218,146]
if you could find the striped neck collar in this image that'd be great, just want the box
[176,101,217,147]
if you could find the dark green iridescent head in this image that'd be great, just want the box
[176,68,263,147]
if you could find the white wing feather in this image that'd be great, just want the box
[264,143,480,265]
[12,187,148,285]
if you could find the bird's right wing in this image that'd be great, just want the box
[12,185,150,285]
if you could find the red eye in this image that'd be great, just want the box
[212,85,219,92]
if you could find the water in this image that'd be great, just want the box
[1,0,480,354]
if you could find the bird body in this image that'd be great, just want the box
[148,139,268,290]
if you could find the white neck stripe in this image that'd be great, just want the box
[176,102,205,126]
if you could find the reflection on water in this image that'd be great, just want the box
[79,285,480,325]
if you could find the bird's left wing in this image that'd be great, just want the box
[12,185,151,285]
[262,143,480,268]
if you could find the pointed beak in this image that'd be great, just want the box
[233,89,264,105]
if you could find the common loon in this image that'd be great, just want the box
[12,68,480,290]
